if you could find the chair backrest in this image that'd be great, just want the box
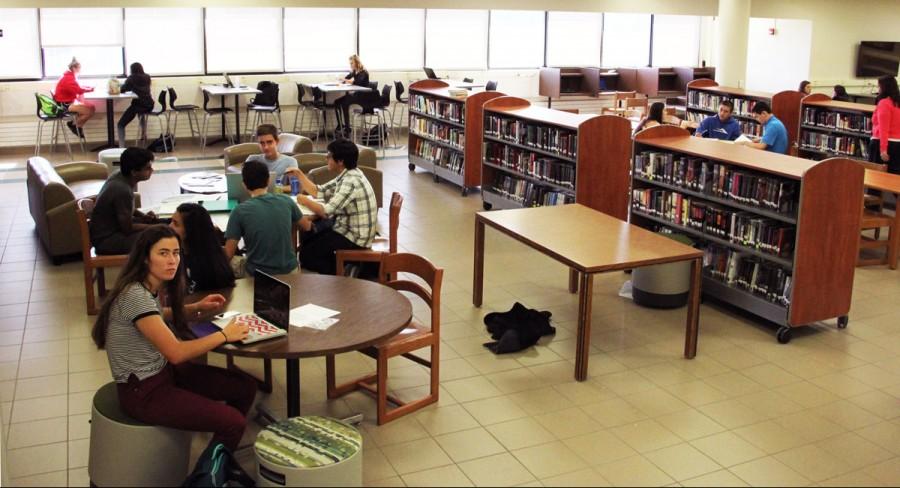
[485,81,498,91]
[276,133,303,154]
[380,253,443,332]
[295,83,305,104]
[624,97,648,110]
[167,87,178,109]
[203,90,212,111]
[388,192,403,254]
[394,81,405,101]
[311,86,325,103]
[156,90,167,113]
[35,92,63,119]
[368,82,378,91]
[615,91,637,107]
[75,198,96,260]
[379,85,392,108]
[463,77,474,83]
[253,81,279,106]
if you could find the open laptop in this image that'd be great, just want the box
[190,271,289,345]
[226,171,276,203]
[423,67,438,79]
[224,72,234,88]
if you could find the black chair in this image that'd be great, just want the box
[34,93,82,158]
[293,83,328,143]
[167,87,200,149]
[244,81,282,137]
[137,90,169,153]
[200,90,234,154]
[486,80,498,91]
[352,84,393,156]
[463,77,474,83]
[391,81,409,134]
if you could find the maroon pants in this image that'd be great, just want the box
[117,362,257,451]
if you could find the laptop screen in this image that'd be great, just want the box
[253,271,290,329]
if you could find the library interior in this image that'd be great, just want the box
[1,0,900,486]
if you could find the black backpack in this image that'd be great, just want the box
[147,133,175,153]
[252,81,278,107]
[360,123,390,146]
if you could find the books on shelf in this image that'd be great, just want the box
[412,138,464,174]
[410,115,465,149]
[490,174,574,207]
[687,91,757,117]
[802,108,872,134]
[485,115,578,158]
[411,94,464,123]
[484,141,576,189]
[799,132,870,159]
[701,242,792,305]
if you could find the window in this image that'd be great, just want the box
[40,8,124,77]
[359,8,425,71]
[601,13,651,67]
[546,11,602,67]
[0,8,42,79]
[426,10,488,70]
[205,8,283,73]
[489,10,545,69]
[125,8,204,76]
[285,8,356,72]
[651,15,700,67]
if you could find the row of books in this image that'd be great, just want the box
[410,115,464,149]
[802,108,872,134]
[484,115,578,158]
[633,151,798,214]
[799,132,870,159]
[491,175,574,207]
[687,92,758,117]
[410,95,464,123]
[484,142,576,188]
[411,139,464,174]
[702,242,792,306]
[632,188,795,258]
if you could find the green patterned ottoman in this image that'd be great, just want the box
[255,416,363,487]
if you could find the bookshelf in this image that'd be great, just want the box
[480,96,631,220]
[407,79,505,196]
[798,93,874,162]
[631,125,864,343]
[685,79,804,153]
[539,67,638,107]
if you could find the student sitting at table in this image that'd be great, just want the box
[90,147,162,255]
[117,62,154,148]
[170,203,235,293]
[737,102,789,154]
[632,102,665,136]
[832,85,851,102]
[91,224,257,452]
[224,160,302,277]
[334,54,372,137]
[246,124,298,186]
[284,139,377,275]
[53,57,95,139]
[694,99,742,141]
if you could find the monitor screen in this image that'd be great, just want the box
[856,41,900,78]
[253,271,290,329]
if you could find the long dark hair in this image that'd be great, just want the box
[92,226,187,349]
[798,80,811,93]
[877,75,900,107]
[634,102,665,133]
[130,62,145,75]
[176,203,235,291]
[832,85,850,102]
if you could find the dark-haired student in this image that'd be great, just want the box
[246,124,298,183]
[92,225,256,452]
[632,102,665,136]
[224,160,302,276]
[832,85,851,102]
[170,203,235,292]
[284,139,377,275]
[117,62,154,148]
[737,102,789,154]
[799,80,812,96]
[90,147,161,255]
[694,99,742,141]
[871,75,900,174]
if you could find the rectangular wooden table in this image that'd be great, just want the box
[473,204,704,381]
[864,169,900,269]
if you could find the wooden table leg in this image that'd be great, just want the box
[286,358,301,418]
[568,268,579,294]
[684,257,702,359]
[574,273,594,381]
[889,201,899,270]
[473,219,485,307]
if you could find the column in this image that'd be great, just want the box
[715,0,752,87]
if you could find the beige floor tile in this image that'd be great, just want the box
[773,380,842,408]
[485,368,546,394]
[740,363,802,388]
[6,416,67,449]
[19,339,68,360]
[68,438,90,469]
[0,361,17,381]
[735,389,805,417]
[68,413,91,441]
[551,381,617,406]
[10,394,67,423]
[563,430,637,466]
[594,370,658,396]
[486,417,557,451]
[15,373,68,400]
[855,421,900,455]
[662,379,732,407]
[534,406,603,440]
[691,432,766,467]
[774,444,854,482]
[362,446,397,483]
[458,452,535,487]
[610,419,682,453]
[364,416,430,448]
[380,437,453,475]
[732,419,808,454]
[655,409,726,441]
[439,358,481,382]
[772,411,846,443]
[843,364,900,389]
[818,470,887,487]
[442,376,504,403]
[462,395,528,426]
[365,475,405,487]
[635,362,698,387]
[816,432,893,471]
[729,456,810,487]
[810,372,875,398]
[703,371,766,397]
[540,468,610,487]
[17,356,67,379]
[69,467,90,487]
[812,399,884,429]
[645,443,722,481]
[681,469,749,487]
[868,457,900,485]
[6,441,68,478]
[511,441,588,479]
[414,404,480,436]
[847,389,900,420]
[67,391,94,416]
[580,397,648,428]
[594,455,674,487]
[434,427,506,463]
[401,465,473,487]
[697,398,770,429]
[464,353,524,375]
[10,470,68,487]
[506,387,571,416]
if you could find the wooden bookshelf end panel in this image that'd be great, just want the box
[575,115,633,220]
[772,90,804,155]
[789,158,863,326]
[464,91,505,189]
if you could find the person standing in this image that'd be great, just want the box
[117,62,154,148]
[737,102,789,154]
[870,75,900,174]
[694,99,742,141]
[53,57,95,138]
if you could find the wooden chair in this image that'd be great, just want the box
[372,192,403,254]
[858,162,897,268]
[623,97,649,113]
[76,199,128,315]
[326,252,443,425]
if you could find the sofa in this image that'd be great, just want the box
[27,157,110,261]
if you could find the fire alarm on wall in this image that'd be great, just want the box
[768,27,777,35]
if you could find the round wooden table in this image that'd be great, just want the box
[178,171,226,194]
[215,273,412,417]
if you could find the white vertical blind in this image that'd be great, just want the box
[125,8,204,76]
[602,13,651,67]
[489,10,545,69]
[359,8,425,71]
[284,8,356,72]
[546,11,602,67]
[0,9,42,79]
[205,8,283,73]
[40,8,124,77]
[651,15,701,67]
[425,9,488,70]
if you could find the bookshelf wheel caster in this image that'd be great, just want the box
[837,316,849,329]
[433,174,440,183]
[408,163,415,171]
[776,326,792,344]
[461,188,469,197]
[483,201,492,211]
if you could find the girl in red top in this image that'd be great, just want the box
[53,58,95,139]
[870,75,900,174]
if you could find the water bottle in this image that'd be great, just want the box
[290,177,300,196]
[274,176,283,194]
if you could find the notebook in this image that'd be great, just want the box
[190,271,289,345]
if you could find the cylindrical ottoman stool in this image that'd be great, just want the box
[632,233,695,308]
[88,382,192,487]
[98,148,127,170]
[255,416,363,487]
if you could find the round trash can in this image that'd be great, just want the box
[632,233,695,308]
[97,148,127,170]
[255,416,363,487]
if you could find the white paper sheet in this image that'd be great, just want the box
[290,303,340,329]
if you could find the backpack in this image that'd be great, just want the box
[147,133,175,153]
[38,94,63,117]
[182,442,255,488]
[252,81,278,107]
[360,123,390,146]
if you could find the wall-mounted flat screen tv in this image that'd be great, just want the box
[856,41,900,78]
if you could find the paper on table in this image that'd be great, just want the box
[296,198,325,217]
[157,193,225,215]
[735,134,754,144]
[290,303,340,329]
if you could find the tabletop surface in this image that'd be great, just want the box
[209,273,413,359]
[313,83,372,93]
[477,204,703,273]
[84,90,137,100]
[865,169,900,193]
[201,84,262,95]
[179,171,227,193]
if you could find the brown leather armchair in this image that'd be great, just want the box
[27,157,110,262]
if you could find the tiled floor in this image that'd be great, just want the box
[2,140,900,487]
